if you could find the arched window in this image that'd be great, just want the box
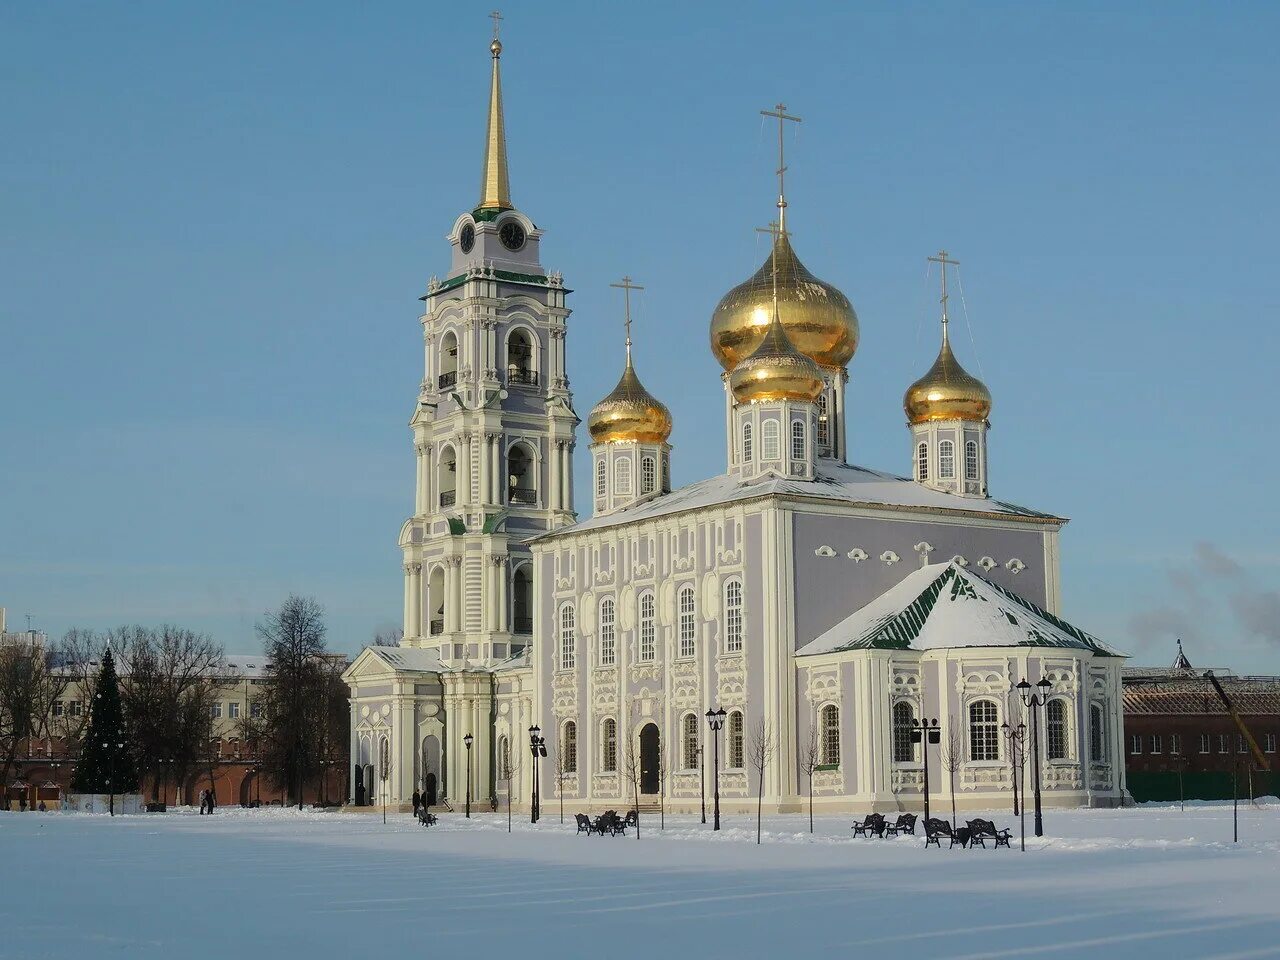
[761,420,781,460]
[638,593,656,662]
[602,718,617,772]
[595,458,607,498]
[558,603,576,671]
[662,452,670,492]
[916,441,929,481]
[939,440,955,479]
[615,458,632,495]
[724,579,744,653]
[506,328,536,385]
[1046,699,1068,760]
[438,330,458,389]
[598,597,616,666]
[892,701,916,763]
[1089,703,1106,762]
[965,440,979,481]
[968,700,999,761]
[439,445,458,508]
[727,710,744,769]
[507,443,536,505]
[816,392,830,447]
[642,456,656,493]
[678,585,696,658]
[682,713,700,769]
[791,420,806,461]
[428,565,447,635]
[820,704,841,765]
[561,721,577,774]
[742,423,753,462]
[511,564,533,635]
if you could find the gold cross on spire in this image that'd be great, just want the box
[927,250,960,333]
[489,9,503,40]
[610,276,644,362]
[760,103,802,230]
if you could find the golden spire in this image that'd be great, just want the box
[587,277,674,444]
[478,11,512,212]
[903,250,992,424]
[760,103,802,232]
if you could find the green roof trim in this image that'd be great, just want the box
[423,268,555,302]
[447,517,467,535]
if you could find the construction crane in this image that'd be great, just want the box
[1205,671,1271,772]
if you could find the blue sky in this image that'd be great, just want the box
[3,1,1278,670]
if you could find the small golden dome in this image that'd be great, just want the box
[711,234,859,371]
[903,326,992,424]
[587,359,673,444]
[730,314,825,404]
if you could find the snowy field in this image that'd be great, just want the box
[3,803,1278,960]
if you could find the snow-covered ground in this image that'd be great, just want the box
[4,802,1278,959]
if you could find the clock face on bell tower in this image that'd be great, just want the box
[459,223,475,253]
[499,220,526,251]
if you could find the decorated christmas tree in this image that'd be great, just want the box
[72,646,138,794]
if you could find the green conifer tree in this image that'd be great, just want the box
[72,647,138,793]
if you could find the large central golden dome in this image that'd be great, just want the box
[587,359,673,444]
[903,326,992,424]
[710,234,859,371]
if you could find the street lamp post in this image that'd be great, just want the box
[1016,677,1052,837]
[705,707,726,831]
[698,743,706,825]
[1001,722,1028,852]
[528,726,546,824]
[911,718,941,824]
[463,734,474,818]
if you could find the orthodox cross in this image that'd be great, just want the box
[610,276,644,360]
[927,250,960,328]
[489,9,503,40]
[760,103,802,229]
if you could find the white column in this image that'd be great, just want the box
[549,439,561,511]
[348,699,358,803]
[561,442,571,511]
[459,433,472,508]
[453,557,464,633]
[498,558,508,633]
[491,436,500,503]
[479,434,490,507]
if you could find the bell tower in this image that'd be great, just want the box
[400,24,577,667]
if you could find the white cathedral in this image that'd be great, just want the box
[342,30,1129,816]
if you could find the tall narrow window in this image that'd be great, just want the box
[559,603,576,671]
[724,579,744,653]
[791,420,806,461]
[968,700,999,761]
[642,456,656,493]
[678,585,696,658]
[727,711,744,769]
[1130,734,1143,755]
[662,452,670,492]
[742,423,753,462]
[939,440,955,479]
[1219,734,1229,754]
[598,597,616,666]
[1150,734,1162,754]
[1170,733,1182,755]
[562,721,577,774]
[682,713,699,769]
[820,704,841,765]
[615,458,632,495]
[595,459,606,497]
[1046,699,1067,760]
[965,440,979,481]
[639,592,656,662]
[816,393,830,447]
[1199,733,1210,754]
[1266,733,1277,754]
[1090,704,1106,762]
[602,718,617,772]
[761,420,781,460]
[893,701,916,763]
[917,442,929,481]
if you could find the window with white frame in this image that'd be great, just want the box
[1238,734,1248,754]
[1150,734,1162,754]
[1046,699,1068,760]
[602,718,617,772]
[820,704,841,765]
[893,701,916,763]
[229,702,241,720]
[678,585,696,658]
[1089,703,1106,762]
[965,440,979,480]
[662,452,670,492]
[210,703,223,719]
[968,700,999,761]
[917,441,928,481]
[68,701,82,717]
[1170,733,1182,755]
[642,456,656,493]
[939,440,955,479]
[599,597,616,666]
[639,593,655,662]
[761,420,780,460]
[724,579,743,653]
[1265,733,1277,754]
[741,423,753,462]
[727,710,744,769]
[615,458,632,495]
[1130,734,1142,755]
[816,393,830,447]
[1219,734,1229,754]
[559,603,576,671]
[595,459,606,497]
[561,721,577,774]
[682,713,699,770]
[52,701,64,718]
[791,420,806,461]
[1199,733,1210,754]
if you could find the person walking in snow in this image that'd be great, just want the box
[412,788,421,818]
[198,789,208,814]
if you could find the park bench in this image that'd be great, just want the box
[418,808,438,827]
[924,817,964,848]
[575,813,595,835]
[884,814,917,837]
[851,813,886,838]
[965,819,1012,848]
[622,810,638,829]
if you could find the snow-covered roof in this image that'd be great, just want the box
[798,561,1122,657]
[365,645,444,674]
[533,461,1062,541]
[221,654,270,679]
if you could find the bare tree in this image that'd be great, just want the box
[371,626,403,648]
[0,633,72,792]
[554,739,568,825]
[622,729,642,840]
[798,715,821,834]
[658,732,668,830]
[379,736,391,824]
[748,718,774,845]
[939,717,963,829]
[500,737,519,833]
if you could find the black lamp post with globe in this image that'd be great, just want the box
[1016,677,1052,837]
[528,726,547,824]
[705,707,726,831]
[911,717,941,824]
[464,733,474,819]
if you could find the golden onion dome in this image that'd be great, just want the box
[730,313,825,404]
[710,234,859,371]
[587,359,673,444]
[903,325,992,424]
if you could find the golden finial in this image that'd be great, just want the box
[588,276,673,444]
[478,11,512,211]
[609,275,644,365]
[760,103,802,231]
